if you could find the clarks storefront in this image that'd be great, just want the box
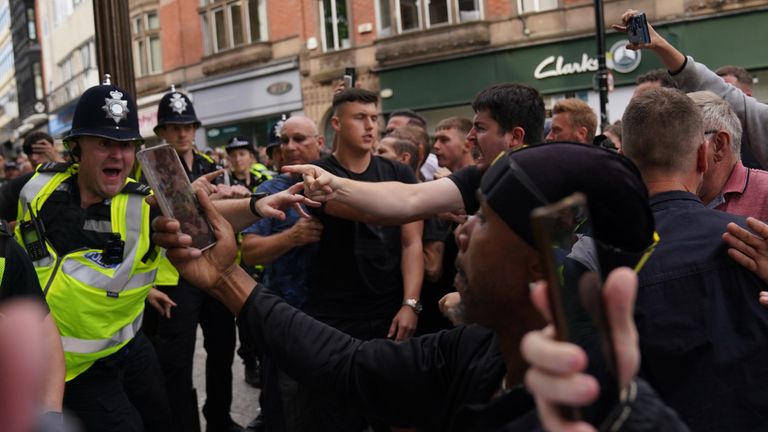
[379,9,768,129]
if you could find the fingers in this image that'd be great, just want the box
[746,217,768,239]
[195,188,227,231]
[387,321,397,339]
[529,280,553,323]
[726,247,757,273]
[760,292,768,307]
[293,202,311,219]
[521,328,587,376]
[525,366,599,407]
[203,169,225,182]
[281,164,316,176]
[601,267,640,388]
[726,221,767,251]
[285,181,305,195]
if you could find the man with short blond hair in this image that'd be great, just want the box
[545,98,597,144]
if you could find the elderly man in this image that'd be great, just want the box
[692,91,768,221]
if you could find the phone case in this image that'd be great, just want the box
[136,144,217,251]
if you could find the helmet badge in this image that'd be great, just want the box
[102,90,129,125]
[169,93,188,114]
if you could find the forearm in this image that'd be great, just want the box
[212,264,258,315]
[649,38,686,74]
[213,198,258,232]
[423,241,445,283]
[241,231,295,265]
[42,314,64,412]
[401,221,424,300]
[332,177,464,222]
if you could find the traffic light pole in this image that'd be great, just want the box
[93,0,136,97]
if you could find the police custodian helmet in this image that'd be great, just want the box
[64,74,142,142]
[153,85,201,134]
[225,136,255,154]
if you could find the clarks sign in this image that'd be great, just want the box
[534,40,642,80]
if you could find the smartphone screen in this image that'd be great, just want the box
[343,67,355,88]
[530,193,619,426]
[136,144,216,251]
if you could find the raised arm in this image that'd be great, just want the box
[616,9,768,167]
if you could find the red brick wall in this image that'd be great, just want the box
[486,0,512,19]
[268,0,304,40]
[159,0,203,70]
[350,0,376,45]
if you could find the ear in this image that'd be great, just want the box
[399,152,412,165]
[710,131,731,163]
[696,141,708,174]
[506,126,526,150]
[331,116,341,133]
[316,135,326,150]
[576,127,589,143]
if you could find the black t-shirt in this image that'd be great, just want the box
[308,155,417,320]
[447,165,484,215]
[0,228,46,307]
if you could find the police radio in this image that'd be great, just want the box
[20,203,50,261]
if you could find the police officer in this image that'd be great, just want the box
[0,76,171,431]
[152,86,244,432]
[225,136,270,192]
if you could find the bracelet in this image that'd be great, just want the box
[249,192,270,218]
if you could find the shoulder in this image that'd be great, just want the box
[194,151,216,165]
[373,156,418,183]
[121,181,153,196]
[36,162,72,173]
[312,155,339,171]
[256,174,295,194]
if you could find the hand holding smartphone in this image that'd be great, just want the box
[626,12,651,45]
[343,67,356,89]
[137,144,217,251]
[530,193,619,427]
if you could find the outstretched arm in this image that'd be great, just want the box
[283,164,465,223]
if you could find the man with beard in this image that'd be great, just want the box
[152,142,686,431]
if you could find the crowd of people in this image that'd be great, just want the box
[1,9,768,432]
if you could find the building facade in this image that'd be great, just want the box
[9,0,46,146]
[0,0,18,153]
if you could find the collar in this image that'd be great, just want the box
[649,190,703,208]
[722,160,749,196]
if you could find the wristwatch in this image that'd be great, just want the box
[249,192,270,217]
[402,299,423,314]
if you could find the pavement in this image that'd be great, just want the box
[193,326,261,429]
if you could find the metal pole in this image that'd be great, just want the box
[93,0,136,97]
[594,0,609,131]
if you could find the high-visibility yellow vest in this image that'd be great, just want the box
[15,165,160,381]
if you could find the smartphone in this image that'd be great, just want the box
[626,12,651,45]
[136,144,216,251]
[343,67,356,89]
[530,193,619,427]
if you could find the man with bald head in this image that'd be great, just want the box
[240,116,325,430]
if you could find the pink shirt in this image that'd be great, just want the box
[714,161,768,222]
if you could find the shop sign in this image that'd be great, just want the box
[534,40,642,79]
[267,81,293,96]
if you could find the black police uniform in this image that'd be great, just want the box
[150,89,242,432]
[225,136,269,192]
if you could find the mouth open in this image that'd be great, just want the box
[103,168,122,179]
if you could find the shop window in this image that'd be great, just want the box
[27,7,37,40]
[518,0,558,14]
[200,0,267,55]
[319,0,350,51]
[377,0,482,36]
[132,11,162,76]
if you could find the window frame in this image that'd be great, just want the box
[199,0,268,55]
[376,0,482,36]
[131,10,163,76]
[318,0,350,52]
[517,0,558,14]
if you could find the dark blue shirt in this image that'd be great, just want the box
[242,174,317,308]
[635,190,768,431]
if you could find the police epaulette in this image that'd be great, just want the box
[36,162,72,173]
[122,182,152,196]
[195,151,215,164]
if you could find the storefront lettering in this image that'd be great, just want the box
[534,53,599,79]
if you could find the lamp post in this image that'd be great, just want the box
[594,0,609,131]
[93,0,136,97]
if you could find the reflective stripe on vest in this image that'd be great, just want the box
[15,167,159,380]
[61,311,143,354]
